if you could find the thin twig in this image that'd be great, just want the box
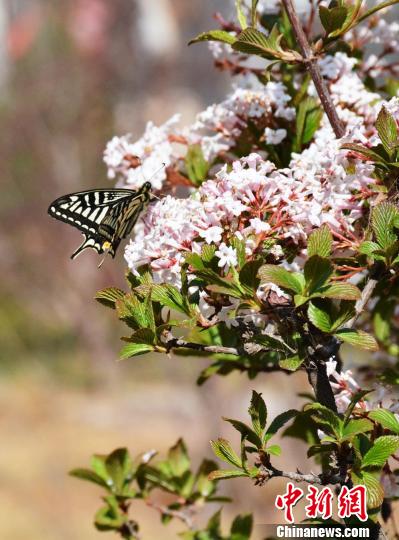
[146,500,194,530]
[347,278,378,328]
[281,0,345,138]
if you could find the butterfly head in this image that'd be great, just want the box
[142,181,152,192]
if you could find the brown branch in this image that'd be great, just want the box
[145,500,194,530]
[281,0,345,138]
[257,455,345,486]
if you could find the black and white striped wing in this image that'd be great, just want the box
[48,187,150,259]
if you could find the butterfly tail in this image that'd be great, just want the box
[71,235,97,259]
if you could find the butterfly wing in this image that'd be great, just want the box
[48,184,151,259]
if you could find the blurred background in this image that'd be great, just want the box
[0,1,385,539]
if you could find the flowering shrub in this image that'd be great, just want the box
[73,2,399,539]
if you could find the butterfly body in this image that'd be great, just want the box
[48,181,152,260]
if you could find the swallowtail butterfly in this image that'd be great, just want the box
[48,181,152,263]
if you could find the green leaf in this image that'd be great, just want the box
[258,264,303,294]
[211,438,242,468]
[341,142,389,165]
[251,0,259,26]
[264,409,297,442]
[304,403,342,437]
[266,444,282,456]
[248,391,267,439]
[279,355,304,371]
[295,97,322,151]
[375,106,398,155]
[119,342,154,359]
[94,503,126,531]
[231,513,253,539]
[352,471,384,509]
[150,284,193,316]
[223,418,262,447]
[362,436,399,468]
[239,259,263,290]
[319,6,348,34]
[304,256,333,294]
[128,328,156,345]
[308,302,332,332]
[232,26,288,61]
[208,469,249,480]
[334,329,378,351]
[168,439,191,476]
[189,30,236,46]
[359,241,381,256]
[195,459,218,497]
[95,287,126,308]
[105,448,133,494]
[253,334,293,353]
[372,202,399,251]
[308,226,333,258]
[69,468,110,489]
[312,282,361,301]
[235,0,248,29]
[115,293,155,331]
[341,419,373,441]
[368,409,399,434]
[185,144,209,185]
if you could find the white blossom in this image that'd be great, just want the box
[215,243,238,268]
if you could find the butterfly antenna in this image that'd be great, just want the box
[144,162,166,186]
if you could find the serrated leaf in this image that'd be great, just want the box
[211,438,242,468]
[253,334,293,353]
[150,284,192,316]
[295,97,322,151]
[105,448,133,494]
[223,418,262,447]
[266,444,282,456]
[116,293,150,330]
[304,403,342,437]
[119,342,154,359]
[279,355,304,371]
[376,106,398,155]
[231,513,253,538]
[95,287,126,308]
[319,6,348,34]
[341,143,389,165]
[362,436,399,468]
[208,469,249,480]
[264,409,297,442]
[359,241,381,256]
[308,302,332,332]
[372,202,399,250]
[341,419,373,441]
[258,264,303,294]
[334,329,378,351]
[235,0,248,29]
[352,471,384,509]
[368,409,399,434]
[308,226,333,258]
[168,439,191,476]
[251,0,259,26]
[248,391,267,439]
[232,26,287,61]
[239,259,263,289]
[312,282,361,301]
[189,29,236,46]
[69,468,110,489]
[185,144,209,185]
[304,256,333,294]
